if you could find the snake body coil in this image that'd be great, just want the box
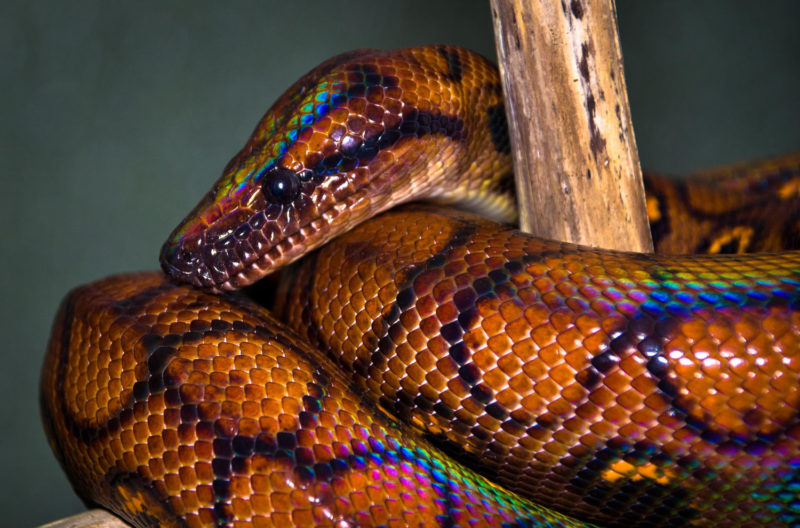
[41,46,800,527]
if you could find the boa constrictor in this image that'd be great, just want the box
[41,46,800,528]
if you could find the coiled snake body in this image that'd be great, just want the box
[40,46,800,527]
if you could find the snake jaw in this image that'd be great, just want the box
[160,172,361,291]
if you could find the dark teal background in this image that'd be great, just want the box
[1,1,797,525]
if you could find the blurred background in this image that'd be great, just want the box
[1,1,798,525]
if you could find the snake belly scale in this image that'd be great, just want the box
[40,46,800,527]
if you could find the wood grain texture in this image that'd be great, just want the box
[490,0,653,252]
[36,510,130,528]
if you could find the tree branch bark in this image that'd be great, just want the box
[490,0,653,252]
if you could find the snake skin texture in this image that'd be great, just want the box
[41,46,800,527]
[646,153,800,255]
[276,205,800,527]
[41,272,588,528]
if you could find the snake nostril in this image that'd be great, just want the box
[177,248,194,265]
[161,242,199,274]
[170,248,197,273]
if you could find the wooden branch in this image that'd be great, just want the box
[37,510,130,528]
[490,0,653,252]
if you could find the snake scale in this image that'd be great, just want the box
[40,46,800,527]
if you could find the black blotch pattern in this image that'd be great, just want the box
[313,110,466,177]
[347,62,398,89]
[486,103,511,154]
[110,283,176,317]
[106,470,180,527]
[570,438,699,527]
[783,210,800,249]
[437,46,463,82]
[367,225,477,424]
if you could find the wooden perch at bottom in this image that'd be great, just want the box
[37,509,130,528]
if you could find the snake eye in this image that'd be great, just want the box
[262,167,301,204]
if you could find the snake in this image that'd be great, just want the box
[40,46,800,528]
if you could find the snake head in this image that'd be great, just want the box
[160,46,513,291]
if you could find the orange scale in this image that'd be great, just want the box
[533,377,560,400]
[244,381,267,402]
[617,422,643,439]
[196,344,217,360]
[498,299,523,322]
[438,387,464,411]
[562,259,586,275]
[538,343,565,368]
[758,393,799,422]
[435,301,459,323]
[745,332,776,358]
[477,312,504,337]
[265,378,290,398]
[548,363,575,387]
[209,370,232,388]
[496,352,522,376]
[727,391,756,413]
[615,389,643,411]
[542,439,570,457]
[742,372,769,395]
[734,317,763,342]
[508,372,534,395]
[756,353,784,378]
[330,311,351,337]
[225,385,245,402]
[487,333,512,356]
[232,352,256,369]
[178,446,197,467]
[548,308,574,333]
[412,347,437,371]
[599,313,627,337]
[574,312,601,335]
[524,302,551,328]
[412,288,437,318]
[580,331,609,357]
[421,369,447,395]
[573,401,601,422]
[392,330,417,361]
[403,362,426,385]
[148,457,167,478]
[482,367,508,390]
[643,423,673,444]
[630,407,658,427]
[555,327,583,352]
[588,385,616,407]
[417,315,441,338]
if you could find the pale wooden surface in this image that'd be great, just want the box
[490,0,653,252]
[37,510,130,528]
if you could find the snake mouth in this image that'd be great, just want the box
[160,208,297,292]
[160,183,377,292]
